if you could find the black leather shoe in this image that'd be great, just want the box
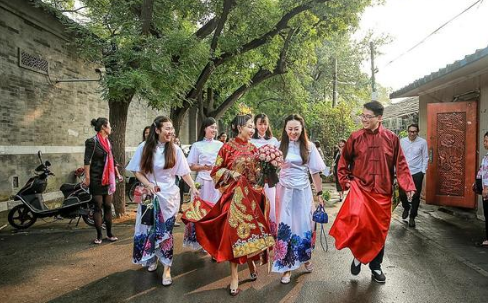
[402,209,409,220]
[409,217,416,228]
[351,259,361,276]
[371,270,386,283]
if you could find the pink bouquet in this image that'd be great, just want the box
[256,144,283,187]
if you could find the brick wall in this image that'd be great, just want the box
[0,0,193,206]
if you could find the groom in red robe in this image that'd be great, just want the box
[330,100,416,283]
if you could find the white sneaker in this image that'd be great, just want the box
[147,262,158,272]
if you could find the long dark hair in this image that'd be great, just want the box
[198,117,217,141]
[140,116,176,174]
[230,114,253,137]
[280,114,310,164]
[91,117,108,132]
[142,126,150,142]
[252,113,273,139]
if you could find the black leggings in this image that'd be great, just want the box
[93,194,114,240]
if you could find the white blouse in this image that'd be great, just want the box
[126,142,191,186]
[278,141,326,189]
[250,136,279,148]
[187,139,223,180]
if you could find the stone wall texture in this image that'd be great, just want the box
[0,0,194,205]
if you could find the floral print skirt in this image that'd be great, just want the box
[133,196,176,267]
[272,184,314,273]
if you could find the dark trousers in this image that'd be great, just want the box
[484,199,488,239]
[400,172,424,218]
[369,246,384,270]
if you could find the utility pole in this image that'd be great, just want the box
[370,41,378,101]
[332,57,338,107]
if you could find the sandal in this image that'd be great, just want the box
[280,272,291,284]
[162,276,172,286]
[107,236,118,242]
[229,287,240,296]
[304,262,314,272]
[93,239,102,245]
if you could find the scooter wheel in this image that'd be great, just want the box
[82,214,95,227]
[8,204,37,229]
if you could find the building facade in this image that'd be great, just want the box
[0,0,197,211]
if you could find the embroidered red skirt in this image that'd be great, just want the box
[182,178,275,264]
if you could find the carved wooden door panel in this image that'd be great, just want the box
[426,101,477,208]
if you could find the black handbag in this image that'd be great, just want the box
[312,204,328,251]
[140,203,154,225]
[473,177,483,195]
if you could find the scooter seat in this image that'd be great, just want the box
[60,183,82,198]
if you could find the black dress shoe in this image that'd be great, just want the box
[409,217,416,227]
[351,259,361,276]
[371,270,386,283]
[402,209,409,220]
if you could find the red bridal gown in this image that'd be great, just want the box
[182,137,275,264]
[329,125,416,263]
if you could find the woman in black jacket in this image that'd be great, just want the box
[83,117,122,244]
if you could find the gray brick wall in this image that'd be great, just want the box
[0,0,192,205]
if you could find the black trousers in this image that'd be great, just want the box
[400,172,424,218]
[483,199,488,239]
[369,246,384,271]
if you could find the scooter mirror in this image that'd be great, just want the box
[37,151,43,164]
[35,164,45,172]
[45,161,51,167]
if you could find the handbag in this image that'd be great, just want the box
[312,204,328,251]
[140,203,154,225]
[473,177,483,195]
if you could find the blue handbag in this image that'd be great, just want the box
[312,204,328,251]
[313,204,328,224]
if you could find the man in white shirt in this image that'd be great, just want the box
[400,124,428,227]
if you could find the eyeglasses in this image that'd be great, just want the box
[408,130,418,133]
[358,114,378,120]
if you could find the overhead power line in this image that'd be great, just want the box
[383,0,485,68]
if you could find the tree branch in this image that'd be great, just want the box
[210,0,236,55]
[194,17,218,39]
[188,0,328,102]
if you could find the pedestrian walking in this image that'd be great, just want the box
[126,116,200,286]
[476,131,488,247]
[83,117,122,245]
[182,112,275,296]
[399,124,428,227]
[184,117,223,249]
[251,113,279,235]
[218,132,228,143]
[272,114,326,284]
[333,140,346,202]
[329,101,415,283]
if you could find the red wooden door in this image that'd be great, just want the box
[426,101,477,208]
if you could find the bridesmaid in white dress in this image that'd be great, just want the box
[250,113,280,236]
[184,117,223,249]
[272,114,326,284]
[126,116,199,286]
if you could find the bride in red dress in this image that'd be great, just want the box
[183,113,275,296]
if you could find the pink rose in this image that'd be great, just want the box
[259,154,266,161]
[263,146,270,152]
[271,160,278,167]
[265,156,271,162]
[270,153,276,160]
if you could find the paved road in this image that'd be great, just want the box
[1,198,487,303]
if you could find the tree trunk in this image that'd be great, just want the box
[171,106,189,137]
[108,97,131,217]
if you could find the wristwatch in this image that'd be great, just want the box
[316,191,323,197]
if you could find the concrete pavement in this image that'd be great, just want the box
[0,184,487,303]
